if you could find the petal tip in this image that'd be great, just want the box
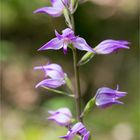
[37,47,43,51]
[33,10,37,14]
[35,85,39,88]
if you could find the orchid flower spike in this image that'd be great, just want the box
[95,85,127,108]
[48,108,72,126]
[60,122,90,140]
[33,0,73,17]
[34,63,66,88]
[94,39,130,55]
[38,28,95,54]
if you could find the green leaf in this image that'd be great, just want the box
[78,52,95,66]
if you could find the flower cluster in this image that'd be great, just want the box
[34,0,130,139]
[48,107,90,140]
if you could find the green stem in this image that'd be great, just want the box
[72,48,83,122]
[69,13,82,122]
[63,6,83,122]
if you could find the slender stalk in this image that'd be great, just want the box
[72,48,82,122]
[69,13,83,122]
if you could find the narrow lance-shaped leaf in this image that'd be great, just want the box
[81,97,95,118]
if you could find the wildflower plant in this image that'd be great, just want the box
[33,0,130,139]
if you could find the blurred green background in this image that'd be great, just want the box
[0,0,139,140]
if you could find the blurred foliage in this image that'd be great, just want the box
[0,0,139,140]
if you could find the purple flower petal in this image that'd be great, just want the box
[72,37,95,52]
[55,30,63,39]
[62,28,75,39]
[60,122,90,140]
[94,39,130,54]
[33,7,62,17]
[48,108,72,126]
[33,0,72,17]
[95,96,123,108]
[38,37,63,51]
[34,63,67,89]
[44,63,63,72]
[72,122,85,132]
[79,128,87,135]
[35,78,65,88]
[43,64,65,79]
[96,87,127,97]
[60,123,82,139]
[48,108,72,117]
[82,131,90,140]
[34,63,65,79]
[48,113,71,126]
[99,40,130,46]
[51,0,68,8]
